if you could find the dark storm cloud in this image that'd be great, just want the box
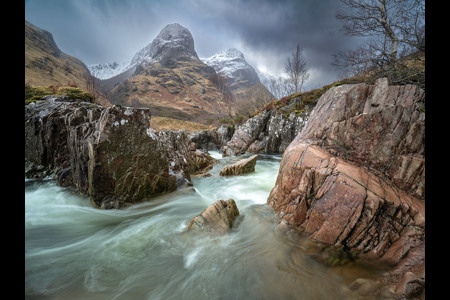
[25,0,364,90]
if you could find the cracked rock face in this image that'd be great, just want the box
[267,78,425,299]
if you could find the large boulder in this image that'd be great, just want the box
[267,78,425,299]
[186,199,240,234]
[25,98,178,208]
[219,155,258,176]
[84,105,177,208]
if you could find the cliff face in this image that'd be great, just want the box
[267,78,425,299]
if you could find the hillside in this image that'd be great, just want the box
[201,48,273,116]
[25,20,110,107]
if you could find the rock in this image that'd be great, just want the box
[222,102,308,157]
[267,78,425,299]
[85,105,177,208]
[25,96,103,179]
[156,129,218,185]
[220,155,258,176]
[25,99,179,208]
[186,199,240,234]
[187,130,220,151]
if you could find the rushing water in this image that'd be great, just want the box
[25,152,380,300]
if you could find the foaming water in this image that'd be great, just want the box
[25,152,380,299]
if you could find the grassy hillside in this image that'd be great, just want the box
[110,60,233,125]
[25,20,111,107]
[25,21,89,87]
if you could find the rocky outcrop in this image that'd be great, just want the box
[267,78,425,299]
[155,129,218,185]
[222,97,309,156]
[220,155,258,176]
[186,199,240,234]
[25,97,193,208]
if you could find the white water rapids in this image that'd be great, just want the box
[25,152,380,299]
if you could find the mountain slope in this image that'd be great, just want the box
[202,48,274,115]
[25,20,110,106]
[25,21,89,87]
[201,48,260,90]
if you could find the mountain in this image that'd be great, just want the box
[201,48,260,90]
[105,23,233,124]
[25,20,91,86]
[201,48,274,114]
[25,20,110,106]
[87,61,129,80]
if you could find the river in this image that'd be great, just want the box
[25,152,380,299]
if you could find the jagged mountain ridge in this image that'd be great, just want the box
[26,20,272,123]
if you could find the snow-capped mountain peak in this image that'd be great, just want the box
[88,61,130,80]
[88,23,198,80]
[201,48,260,89]
[130,23,197,68]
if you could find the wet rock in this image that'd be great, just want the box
[186,199,240,234]
[156,129,218,185]
[25,99,178,208]
[85,105,177,208]
[267,78,425,299]
[220,155,258,176]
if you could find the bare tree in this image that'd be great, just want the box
[285,44,310,94]
[333,0,425,82]
[263,76,292,100]
[336,0,425,65]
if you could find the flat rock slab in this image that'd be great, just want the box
[186,199,240,234]
[219,155,258,176]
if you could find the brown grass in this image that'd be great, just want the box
[150,116,214,132]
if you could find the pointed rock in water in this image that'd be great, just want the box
[186,199,240,234]
[219,155,258,176]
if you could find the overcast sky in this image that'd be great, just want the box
[25,0,364,91]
